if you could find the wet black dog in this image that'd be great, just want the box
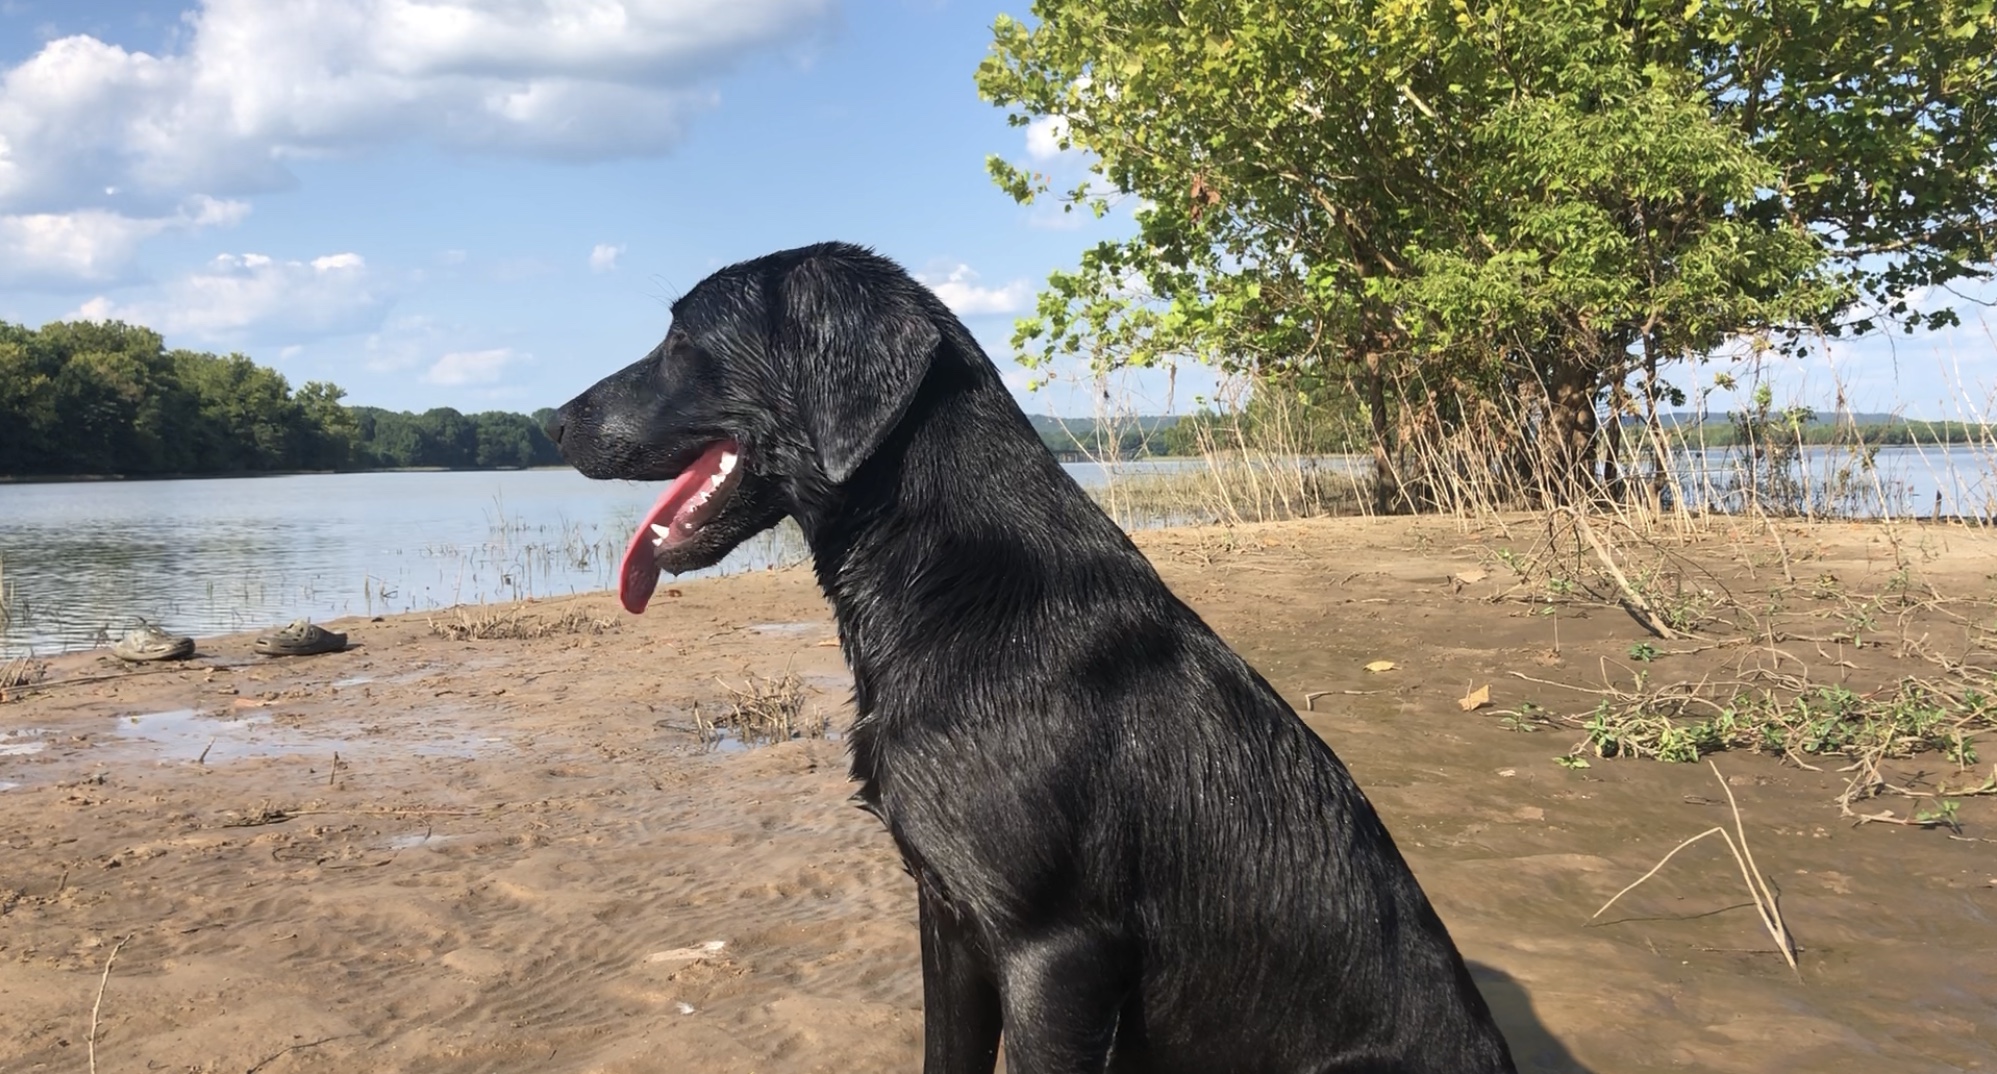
[550,243,1517,1074]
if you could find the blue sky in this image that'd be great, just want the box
[0,0,1988,421]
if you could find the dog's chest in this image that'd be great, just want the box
[844,714,985,904]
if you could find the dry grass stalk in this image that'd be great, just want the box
[694,672,825,749]
[1,656,47,692]
[0,552,12,639]
[1592,761,1798,973]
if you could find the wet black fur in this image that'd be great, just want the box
[551,243,1518,1074]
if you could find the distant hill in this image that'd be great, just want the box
[1028,414,1181,457]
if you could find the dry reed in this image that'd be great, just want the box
[693,672,825,749]
[428,604,616,641]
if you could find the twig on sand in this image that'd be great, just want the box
[1304,689,1383,710]
[1590,762,1798,974]
[245,1033,358,1074]
[7,661,231,698]
[88,935,130,1074]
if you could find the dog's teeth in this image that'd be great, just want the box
[709,471,726,489]
[718,451,737,475]
[650,524,671,541]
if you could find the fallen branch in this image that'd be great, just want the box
[89,935,131,1074]
[1304,689,1384,710]
[1558,507,1682,639]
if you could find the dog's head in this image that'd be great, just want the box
[550,242,945,614]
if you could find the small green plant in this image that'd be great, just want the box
[1546,576,1576,598]
[1555,753,1592,770]
[1838,603,1878,646]
[1914,798,1963,834]
[1947,733,1979,768]
[1627,642,1659,662]
[1498,702,1546,733]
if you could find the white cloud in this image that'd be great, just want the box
[68,249,385,342]
[364,314,446,372]
[0,196,247,286]
[1025,115,1071,162]
[919,263,1034,317]
[0,0,833,217]
[589,242,624,273]
[424,347,525,386]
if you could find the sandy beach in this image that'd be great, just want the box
[2,515,1992,1073]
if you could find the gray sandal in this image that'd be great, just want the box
[254,619,348,657]
[111,620,196,662]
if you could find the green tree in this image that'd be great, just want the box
[38,322,179,474]
[297,381,358,469]
[172,351,309,471]
[0,324,63,474]
[978,0,1996,508]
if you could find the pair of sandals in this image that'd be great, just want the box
[110,618,349,662]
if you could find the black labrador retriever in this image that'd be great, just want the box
[550,242,1518,1074]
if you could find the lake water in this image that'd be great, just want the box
[0,461,1196,656]
[1,445,1990,656]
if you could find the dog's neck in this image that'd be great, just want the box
[794,348,1142,716]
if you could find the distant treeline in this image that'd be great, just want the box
[24,318,1968,481]
[1030,414,1182,458]
[0,320,562,478]
[1644,412,1994,448]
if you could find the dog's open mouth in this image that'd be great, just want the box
[617,439,741,614]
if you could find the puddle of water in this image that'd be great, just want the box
[107,707,496,764]
[112,708,288,762]
[333,675,376,687]
[748,622,826,637]
[0,781,20,791]
[0,728,52,756]
[700,727,840,753]
[385,831,461,850]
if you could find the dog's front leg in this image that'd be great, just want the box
[919,883,1002,1074]
[995,928,1130,1074]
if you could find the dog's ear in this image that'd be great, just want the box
[779,257,942,485]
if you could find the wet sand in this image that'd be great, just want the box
[1,516,1992,1072]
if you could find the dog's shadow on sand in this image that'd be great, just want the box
[1470,963,1595,1073]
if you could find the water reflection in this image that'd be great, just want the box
[0,469,807,655]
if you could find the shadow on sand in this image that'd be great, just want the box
[1470,962,1594,1073]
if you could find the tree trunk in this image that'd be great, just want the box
[1604,377,1627,502]
[1540,360,1600,506]
[1365,356,1397,515]
[1641,328,1665,513]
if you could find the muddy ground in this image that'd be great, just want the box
[1,515,1992,1073]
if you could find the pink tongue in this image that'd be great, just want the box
[617,443,730,614]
